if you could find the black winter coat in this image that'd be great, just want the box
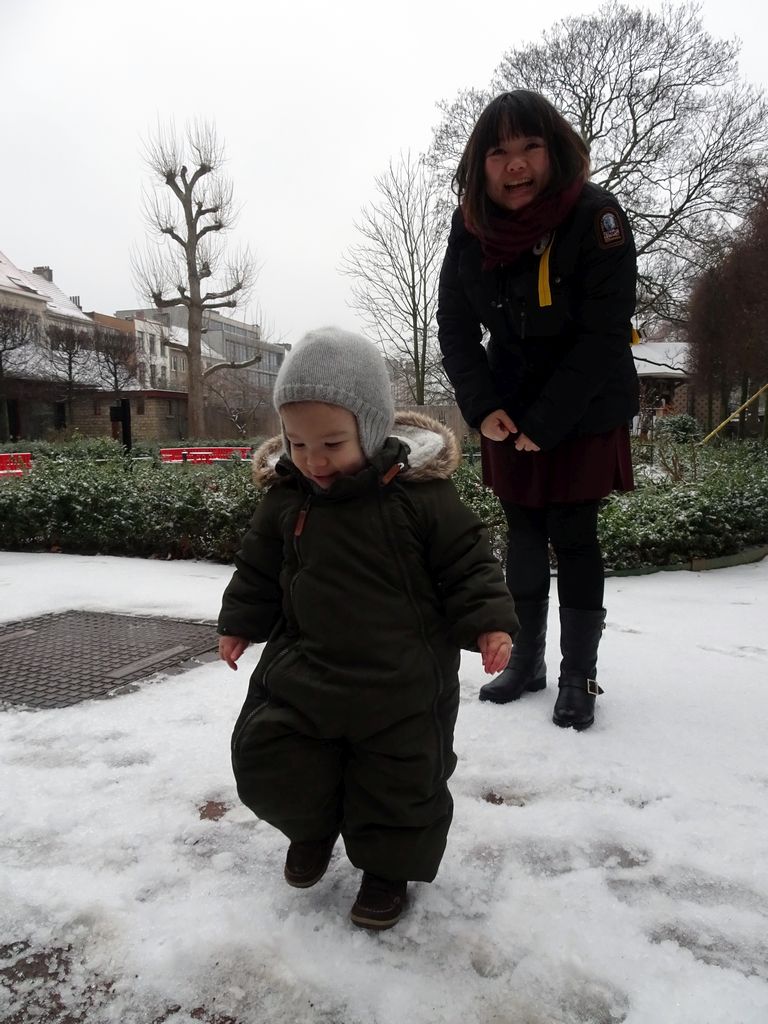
[218,414,519,733]
[220,415,519,882]
[437,183,640,452]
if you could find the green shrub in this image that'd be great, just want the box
[2,440,767,570]
[0,434,127,461]
[599,440,768,568]
[653,413,702,442]
[0,459,260,561]
[452,459,507,560]
[0,434,266,461]
[453,441,768,571]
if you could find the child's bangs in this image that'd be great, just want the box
[486,95,546,149]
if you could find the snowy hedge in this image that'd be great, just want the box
[452,442,768,571]
[0,459,260,562]
[1,441,767,569]
[598,442,768,569]
[0,435,260,461]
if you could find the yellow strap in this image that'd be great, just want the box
[631,327,641,345]
[537,235,554,307]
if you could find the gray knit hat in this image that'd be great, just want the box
[273,327,395,458]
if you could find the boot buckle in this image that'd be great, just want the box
[586,678,600,696]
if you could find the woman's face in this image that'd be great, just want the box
[484,135,551,211]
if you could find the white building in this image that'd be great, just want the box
[0,252,97,437]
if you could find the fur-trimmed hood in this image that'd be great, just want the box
[251,410,461,488]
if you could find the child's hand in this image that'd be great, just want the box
[478,631,512,674]
[218,635,250,671]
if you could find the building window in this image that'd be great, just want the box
[137,397,145,415]
[167,400,175,418]
[171,354,179,372]
[137,331,144,350]
[138,362,146,387]
[150,364,156,387]
[93,399,102,416]
[149,337,156,356]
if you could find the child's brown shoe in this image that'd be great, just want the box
[284,834,338,888]
[350,872,408,929]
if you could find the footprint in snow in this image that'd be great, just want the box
[471,778,667,812]
[608,866,768,916]
[507,838,652,877]
[480,972,630,1024]
[649,920,768,980]
[697,643,767,660]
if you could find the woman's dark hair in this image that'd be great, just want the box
[454,90,590,230]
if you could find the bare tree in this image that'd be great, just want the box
[133,120,257,436]
[45,324,93,429]
[204,370,272,438]
[688,192,768,435]
[430,1,768,327]
[0,304,39,441]
[340,153,450,406]
[93,326,138,403]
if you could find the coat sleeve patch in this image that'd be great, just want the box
[595,207,625,249]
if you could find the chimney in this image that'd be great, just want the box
[69,295,81,309]
[33,266,53,282]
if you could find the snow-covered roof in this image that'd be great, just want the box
[3,339,142,391]
[632,340,690,379]
[0,253,47,309]
[168,324,219,362]
[0,250,93,325]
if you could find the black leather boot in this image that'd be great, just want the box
[479,598,548,703]
[553,607,606,730]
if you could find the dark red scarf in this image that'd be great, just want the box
[463,177,585,270]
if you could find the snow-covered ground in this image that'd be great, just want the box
[1,551,767,1024]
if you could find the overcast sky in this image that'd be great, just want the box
[2,0,765,346]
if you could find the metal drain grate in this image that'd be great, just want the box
[0,611,220,709]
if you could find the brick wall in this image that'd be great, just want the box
[69,396,113,438]
[66,397,471,446]
[132,395,186,441]
[68,393,188,442]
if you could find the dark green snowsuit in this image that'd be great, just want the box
[218,414,518,881]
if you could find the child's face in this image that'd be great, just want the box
[484,134,550,211]
[281,402,366,489]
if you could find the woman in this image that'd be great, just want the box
[437,90,639,731]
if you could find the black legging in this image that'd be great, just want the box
[501,500,604,610]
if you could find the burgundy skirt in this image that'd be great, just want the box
[481,424,634,507]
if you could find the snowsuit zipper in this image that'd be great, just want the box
[375,483,448,784]
[289,496,312,604]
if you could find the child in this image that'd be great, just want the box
[437,90,639,730]
[218,327,518,930]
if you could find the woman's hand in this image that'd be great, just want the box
[514,432,541,452]
[480,409,517,441]
[218,635,250,670]
[478,631,513,674]
[479,410,540,451]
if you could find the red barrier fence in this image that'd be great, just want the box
[0,448,253,476]
[0,452,32,478]
[159,446,252,464]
